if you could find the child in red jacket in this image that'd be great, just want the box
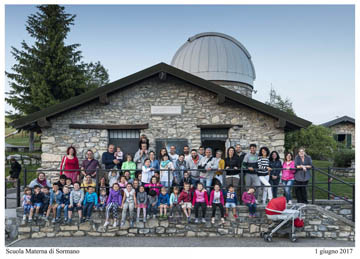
[209,183,225,224]
[192,182,209,223]
[179,182,192,223]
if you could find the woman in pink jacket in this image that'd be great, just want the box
[209,183,225,224]
[282,153,296,205]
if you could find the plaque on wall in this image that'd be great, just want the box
[151,105,182,115]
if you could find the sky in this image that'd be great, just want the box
[4,5,355,125]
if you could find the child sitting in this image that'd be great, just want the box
[147,190,158,219]
[225,185,238,218]
[56,175,67,192]
[56,186,70,223]
[108,169,119,189]
[145,176,162,196]
[82,186,98,222]
[29,185,44,222]
[141,159,153,186]
[68,182,84,224]
[104,183,122,227]
[65,178,74,191]
[209,183,225,224]
[169,186,181,220]
[98,189,108,211]
[49,183,63,223]
[22,187,32,223]
[179,183,192,223]
[41,186,50,220]
[242,187,257,218]
[136,185,148,223]
[121,183,137,227]
[192,182,209,223]
[157,187,170,219]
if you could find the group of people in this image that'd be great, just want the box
[21,134,314,226]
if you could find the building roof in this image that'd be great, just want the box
[11,62,311,131]
[171,32,256,87]
[321,116,355,127]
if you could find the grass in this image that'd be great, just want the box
[308,160,354,201]
[5,116,41,148]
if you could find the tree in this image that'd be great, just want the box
[285,125,337,160]
[265,87,296,115]
[6,5,109,150]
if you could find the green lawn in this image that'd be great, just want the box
[5,116,41,148]
[309,160,354,201]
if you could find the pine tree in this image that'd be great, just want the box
[6,5,108,119]
[6,5,109,150]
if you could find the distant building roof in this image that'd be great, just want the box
[11,62,311,132]
[321,116,355,127]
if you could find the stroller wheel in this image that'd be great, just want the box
[263,234,272,242]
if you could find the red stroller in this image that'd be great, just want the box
[261,196,306,242]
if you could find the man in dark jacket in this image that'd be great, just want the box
[102,144,120,171]
[7,158,21,187]
[235,144,246,166]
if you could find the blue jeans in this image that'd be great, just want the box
[56,204,69,219]
[83,202,95,218]
[282,180,294,202]
[191,178,199,187]
[148,204,158,216]
[200,177,213,193]
[23,204,32,215]
[246,203,256,215]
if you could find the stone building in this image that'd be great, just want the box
[321,116,355,149]
[11,32,311,172]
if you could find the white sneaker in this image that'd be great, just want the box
[113,221,117,227]
[103,221,110,227]
[255,200,259,204]
[288,200,292,205]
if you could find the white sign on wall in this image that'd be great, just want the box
[151,105,182,115]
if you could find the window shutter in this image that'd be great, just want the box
[346,134,352,148]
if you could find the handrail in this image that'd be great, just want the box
[313,167,354,187]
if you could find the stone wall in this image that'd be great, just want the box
[13,204,355,242]
[211,80,253,98]
[329,122,355,148]
[40,75,285,176]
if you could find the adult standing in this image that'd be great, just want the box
[102,144,120,170]
[268,151,282,198]
[183,145,191,160]
[174,154,187,187]
[138,134,150,149]
[186,149,201,187]
[134,143,149,170]
[159,154,175,187]
[121,154,137,179]
[29,172,51,188]
[282,153,296,205]
[198,148,218,193]
[257,146,273,205]
[224,147,241,190]
[294,148,313,204]
[213,150,225,187]
[243,144,260,203]
[198,146,205,159]
[158,148,169,161]
[60,146,80,184]
[81,150,100,182]
[235,144,246,164]
[7,158,22,187]
[149,151,160,172]
[168,145,179,165]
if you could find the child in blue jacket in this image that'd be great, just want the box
[49,183,63,223]
[82,186,98,222]
[157,187,170,219]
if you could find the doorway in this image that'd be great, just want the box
[201,128,229,158]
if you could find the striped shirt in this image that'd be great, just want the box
[257,157,270,176]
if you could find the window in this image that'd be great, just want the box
[108,130,140,157]
[334,134,352,149]
[201,128,229,140]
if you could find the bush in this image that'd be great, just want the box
[333,149,355,167]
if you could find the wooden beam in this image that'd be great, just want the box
[37,117,51,128]
[197,124,241,129]
[275,118,286,129]
[99,93,109,105]
[69,124,149,130]
[217,94,226,104]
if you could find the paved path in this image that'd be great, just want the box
[8,237,355,247]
